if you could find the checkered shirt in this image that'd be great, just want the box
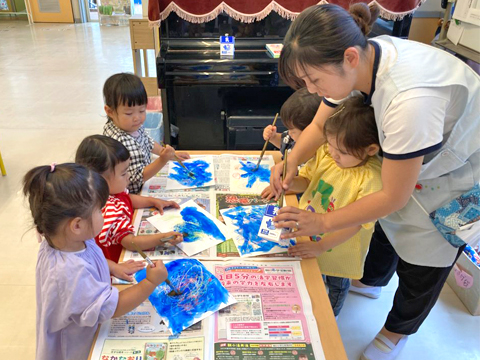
[103,119,154,194]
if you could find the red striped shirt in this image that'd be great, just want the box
[95,191,134,263]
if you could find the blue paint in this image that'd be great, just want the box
[174,206,226,243]
[169,159,213,187]
[134,259,232,335]
[239,161,270,188]
[222,205,295,256]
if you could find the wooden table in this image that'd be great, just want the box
[90,150,348,360]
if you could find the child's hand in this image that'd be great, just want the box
[263,125,277,141]
[175,152,190,161]
[159,145,176,161]
[112,260,145,282]
[152,199,180,215]
[288,241,325,259]
[160,231,183,246]
[146,260,168,286]
[261,185,275,200]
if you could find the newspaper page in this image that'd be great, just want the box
[90,301,208,360]
[209,261,325,360]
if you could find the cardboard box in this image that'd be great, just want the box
[446,252,480,316]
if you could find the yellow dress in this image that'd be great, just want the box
[298,145,382,279]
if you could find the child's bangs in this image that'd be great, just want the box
[118,84,148,108]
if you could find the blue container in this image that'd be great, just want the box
[144,112,163,143]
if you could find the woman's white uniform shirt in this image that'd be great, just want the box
[329,35,480,267]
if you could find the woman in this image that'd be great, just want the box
[270,4,480,360]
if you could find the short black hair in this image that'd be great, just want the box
[103,73,148,112]
[76,135,130,174]
[280,88,322,131]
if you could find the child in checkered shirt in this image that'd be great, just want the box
[102,73,190,194]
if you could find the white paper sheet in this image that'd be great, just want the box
[166,155,215,190]
[147,199,229,256]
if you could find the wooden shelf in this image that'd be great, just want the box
[433,39,480,63]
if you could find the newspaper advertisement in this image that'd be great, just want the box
[90,301,208,360]
[210,261,325,360]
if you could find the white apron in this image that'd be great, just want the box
[372,36,480,267]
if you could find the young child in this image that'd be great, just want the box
[263,87,321,156]
[76,135,184,263]
[262,88,322,200]
[287,95,382,317]
[25,163,169,360]
[102,72,190,194]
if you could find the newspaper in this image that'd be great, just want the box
[210,261,325,360]
[90,301,208,360]
[91,261,325,360]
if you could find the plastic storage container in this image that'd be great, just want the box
[144,112,163,144]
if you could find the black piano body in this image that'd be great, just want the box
[157,12,294,150]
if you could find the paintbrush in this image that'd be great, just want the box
[159,232,188,243]
[278,149,288,208]
[131,242,182,296]
[161,142,195,178]
[254,113,279,171]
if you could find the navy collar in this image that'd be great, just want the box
[363,40,381,106]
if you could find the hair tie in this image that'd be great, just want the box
[50,163,56,173]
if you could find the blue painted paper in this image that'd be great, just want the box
[168,159,213,187]
[134,259,234,335]
[175,206,226,243]
[221,205,295,256]
[239,161,270,188]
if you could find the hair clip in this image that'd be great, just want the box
[50,163,56,173]
[328,105,345,119]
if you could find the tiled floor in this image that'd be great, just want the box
[0,19,479,360]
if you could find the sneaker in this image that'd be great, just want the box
[349,284,381,299]
[360,333,408,360]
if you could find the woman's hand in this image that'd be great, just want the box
[152,199,180,215]
[270,157,298,198]
[288,241,325,258]
[112,260,145,282]
[274,206,325,238]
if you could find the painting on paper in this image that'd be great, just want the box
[220,205,295,257]
[147,200,229,256]
[229,155,274,194]
[166,156,215,190]
[134,259,236,335]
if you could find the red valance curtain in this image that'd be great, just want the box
[148,0,425,26]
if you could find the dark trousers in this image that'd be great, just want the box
[360,222,465,335]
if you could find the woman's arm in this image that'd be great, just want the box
[275,157,424,237]
[288,225,362,258]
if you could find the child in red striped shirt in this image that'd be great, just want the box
[76,135,183,264]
